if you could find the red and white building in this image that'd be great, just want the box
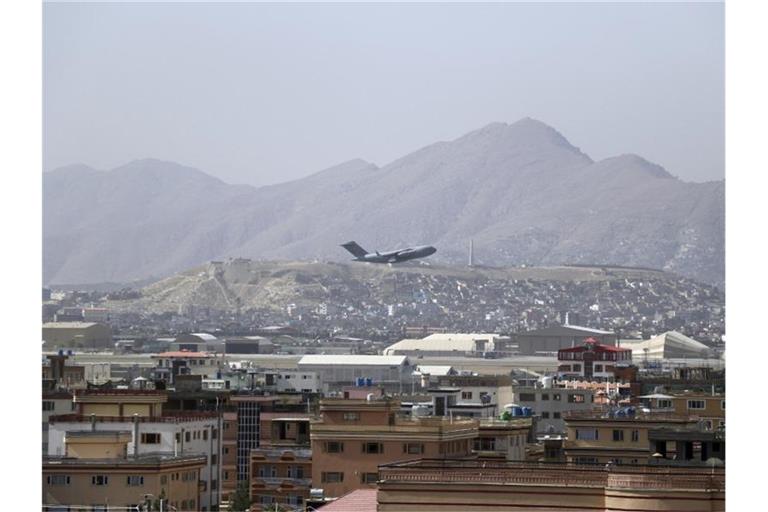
[557,338,632,381]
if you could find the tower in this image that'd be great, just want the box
[468,239,474,267]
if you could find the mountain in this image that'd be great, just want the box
[43,118,724,286]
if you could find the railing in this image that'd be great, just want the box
[378,463,724,491]
[49,412,219,424]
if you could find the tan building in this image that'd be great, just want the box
[310,398,477,498]
[563,410,698,465]
[377,459,724,511]
[250,449,312,510]
[474,418,531,461]
[42,322,112,349]
[72,389,167,417]
[670,393,725,431]
[43,431,206,512]
[220,409,239,501]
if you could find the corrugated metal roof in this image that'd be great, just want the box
[298,355,408,366]
[42,322,101,329]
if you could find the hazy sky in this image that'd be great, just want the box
[44,1,724,186]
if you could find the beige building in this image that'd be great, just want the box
[43,431,206,511]
[563,410,698,465]
[310,398,477,498]
[377,459,724,511]
[42,322,112,349]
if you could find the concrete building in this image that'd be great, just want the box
[515,325,616,356]
[435,374,514,413]
[43,431,206,512]
[151,351,227,385]
[512,384,596,435]
[47,390,223,510]
[563,409,698,465]
[224,336,273,354]
[297,355,413,394]
[42,322,112,350]
[376,459,724,511]
[250,449,312,510]
[43,391,76,454]
[43,353,86,389]
[310,398,477,498]
[670,392,725,431]
[263,370,321,393]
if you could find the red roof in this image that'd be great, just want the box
[318,489,377,512]
[559,342,630,353]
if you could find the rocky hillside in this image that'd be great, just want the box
[44,118,724,286]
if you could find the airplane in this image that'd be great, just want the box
[340,241,437,264]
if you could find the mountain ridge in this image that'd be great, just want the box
[43,118,724,286]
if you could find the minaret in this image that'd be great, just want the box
[468,239,474,267]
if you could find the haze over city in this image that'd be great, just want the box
[44,1,724,186]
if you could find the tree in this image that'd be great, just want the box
[229,481,252,512]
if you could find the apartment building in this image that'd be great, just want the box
[474,418,531,461]
[250,449,312,511]
[511,384,596,434]
[43,431,206,512]
[43,391,76,453]
[310,398,477,498]
[557,338,632,381]
[670,392,725,431]
[563,409,698,465]
[47,390,223,510]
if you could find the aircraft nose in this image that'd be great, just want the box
[427,246,436,255]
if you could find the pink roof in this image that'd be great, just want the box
[319,489,377,512]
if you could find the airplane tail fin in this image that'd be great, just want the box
[340,241,368,258]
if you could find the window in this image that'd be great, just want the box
[541,412,550,419]
[126,476,144,486]
[189,500,195,510]
[141,433,161,444]
[43,401,55,411]
[203,430,208,441]
[212,428,218,439]
[553,412,561,419]
[568,393,585,403]
[553,394,562,401]
[224,471,229,480]
[185,431,191,442]
[175,433,181,443]
[721,400,725,410]
[612,429,624,442]
[212,480,218,490]
[46,475,70,485]
[575,457,598,465]
[461,391,473,400]
[181,501,188,510]
[518,393,535,402]
[657,399,672,409]
[403,443,424,454]
[223,447,229,455]
[324,441,344,453]
[594,365,603,372]
[362,442,383,454]
[575,429,598,441]
[631,430,639,442]
[322,472,344,483]
[343,412,360,421]
[211,454,218,465]
[361,473,378,484]
[91,475,109,486]
[687,400,706,410]
[160,475,168,485]
[541,393,549,401]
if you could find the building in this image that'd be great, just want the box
[224,336,273,354]
[619,331,712,360]
[171,333,225,353]
[435,374,514,413]
[376,459,724,511]
[263,370,321,393]
[557,338,632,381]
[384,333,507,357]
[310,397,477,498]
[474,418,531,461]
[249,449,312,510]
[42,322,112,350]
[43,391,76,453]
[43,431,206,512]
[43,353,86,389]
[47,390,223,510]
[297,355,413,394]
[563,409,699,465]
[151,351,227,385]
[511,383,596,435]
[515,325,617,356]
[670,392,725,431]
[82,307,110,323]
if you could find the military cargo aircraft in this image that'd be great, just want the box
[340,241,436,263]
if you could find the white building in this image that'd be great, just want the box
[297,355,412,393]
[384,333,506,357]
[46,390,223,511]
[263,370,321,393]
